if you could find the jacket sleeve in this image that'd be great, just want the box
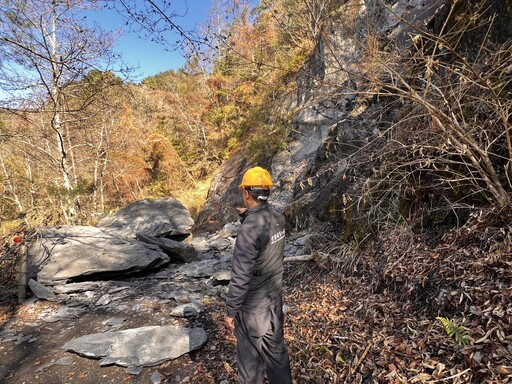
[225,223,259,317]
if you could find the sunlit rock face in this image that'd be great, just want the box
[197,0,512,233]
[97,197,194,238]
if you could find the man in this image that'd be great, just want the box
[224,166,293,384]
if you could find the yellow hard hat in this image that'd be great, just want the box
[239,166,273,189]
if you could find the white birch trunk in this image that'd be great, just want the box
[93,120,107,211]
[51,0,72,191]
[0,154,24,211]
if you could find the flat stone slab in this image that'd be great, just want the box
[52,281,108,294]
[174,259,221,278]
[28,279,58,301]
[63,325,207,367]
[31,226,170,285]
[97,197,194,238]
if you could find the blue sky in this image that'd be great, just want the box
[89,1,213,81]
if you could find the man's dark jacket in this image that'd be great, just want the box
[226,202,286,317]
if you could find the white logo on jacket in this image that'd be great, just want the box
[271,229,285,244]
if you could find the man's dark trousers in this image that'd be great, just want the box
[234,298,292,384]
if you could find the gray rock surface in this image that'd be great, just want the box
[62,325,207,367]
[136,233,198,262]
[97,197,194,238]
[174,259,221,278]
[52,281,107,294]
[28,279,58,301]
[43,305,87,323]
[32,226,170,285]
[170,302,204,318]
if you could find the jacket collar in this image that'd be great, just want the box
[240,202,269,221]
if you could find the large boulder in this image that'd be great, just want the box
[97,197,194,238]
[30,226,170,285]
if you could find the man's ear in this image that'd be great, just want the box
[244,189,254,202]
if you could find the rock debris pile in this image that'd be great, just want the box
[0,197,311,382]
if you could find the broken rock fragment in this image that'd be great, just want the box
[62,325,207,367]
[136,233,198,262]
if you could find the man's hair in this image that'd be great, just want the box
[245,187,270,201]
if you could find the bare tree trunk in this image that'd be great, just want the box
[51,0,72,191]
[24,150,35,208]
[93,119,108,212]
[0,153,24,211]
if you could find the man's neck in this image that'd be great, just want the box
[245,199,260,209]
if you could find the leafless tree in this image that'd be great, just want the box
[0,0,125,221]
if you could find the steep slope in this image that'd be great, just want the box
[198,0,512,236]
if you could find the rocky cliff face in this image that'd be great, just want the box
[197,0,512,235]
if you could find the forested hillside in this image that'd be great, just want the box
[0,0,314,231]
[1,1,511,232]
[1,0,511,382]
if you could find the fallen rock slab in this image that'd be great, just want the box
[30,226,170,285]
[174,259,222,278]
[43,305,87,323]
[52,281,108,294]
[28,279,58,301]
[170,302,205,318]
[63,325,207,367]
[136,233,198,262]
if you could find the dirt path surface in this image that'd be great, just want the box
[0,277,236,384]
[1,301,236,384]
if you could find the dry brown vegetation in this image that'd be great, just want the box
[188,210,510,383]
